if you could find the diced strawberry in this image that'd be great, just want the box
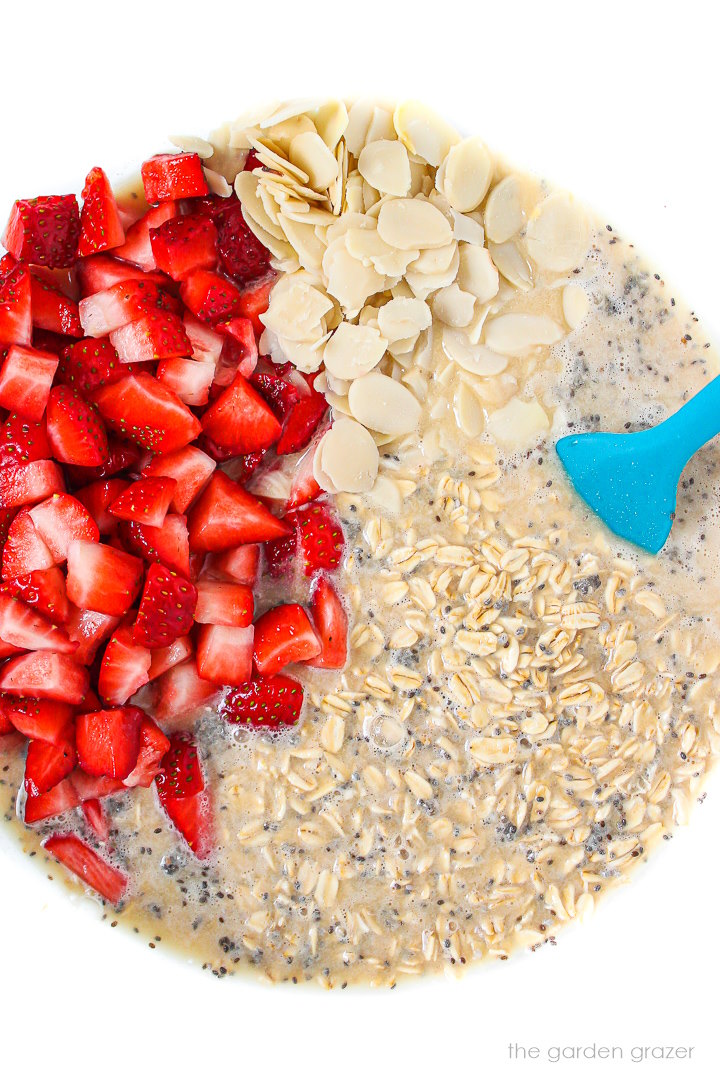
[0,592,74,652]
[121,513,190,577]
[73,478,127,533]
[266,501,345,578]
[0,257,32,346]
[306,576,348,669]
[30,276,82,337]
[0,650,89,703]
[70,770,124,800]
[183,313,223,365]
[141,153,209,202]
[80,279,179,338]
[122,715,170,788]
[113,202,177,269]
[276,391,328,456]
[215,200,272,285]
[221,673,304,729]
[0,344,59,420]
[159,791,212,859]
[29,493,100,562]
[66,540,144,616]
[64,438,141,486]
[201,372,281,455]
[94,373,202,454]
[76,706,143,779]
[65,605,120,665]
[0,639,23,660]
[98,624,151,705]
[150,658,218,725]
[109,311,190,364]
[204,543,259,586]
[25,736,77,795]
[78,167,125,257]
[187,472,292,552]
[133,563,197,648]
[2,195,80,268]
[0,413,51,468]
[44,833,128,904]
[237,279,273,336]
[215,316,258,383]
[0,567,69,624]
[155,731,204,798]
[156,358,214,407]
[0,695,74,743]
[196,623,254,685]
[56,337,123,395]
[45,384,109,467]
[251,371,301,418]
[81,798,110,842]
[108,476,177,528]
[252,603,321,675]
[194,580,253,626]
[180,269,243,324]
[76,254,170,294]
[147,635,192,681]
[142,446,215,514]
[1,509,55,579]
[149,214,218,281]
[24,776,80,823]
[0,459,65,512]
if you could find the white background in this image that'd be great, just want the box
[1,1,718,1076]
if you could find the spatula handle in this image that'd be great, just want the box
[660,372,720,464]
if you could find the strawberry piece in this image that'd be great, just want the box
[0,592,74,652]
[0,695,74,743]
[121,513,190,577]
[180,269,243,324]
[201,372,282,455]
[1,509,55,579]
[215,316,258,383]
[252,603,321,675]
[286,448,322,511]
[251,371,301,418]
[24,777,80,823]
[76,254,170,294]
[0,567,69,624]
[147,635,192,681]
[221,673,303,728]
[98,624,151,705]
[25,737,76,795]
[194,580,253,626]
[30,276,82,337]
[44,833,128,904]
[66,540,144,616]
[80,279,179,338]
[160,791,212,859]
[150,214,218,280]
[215,200,272,285]
[0,650,89,703]
[237,279,273,336]
[2,195,80,268]
[73,478,127,533]
[81,798,110,842]
[187,472,292,552]
[142,446,215,514]
[78,167,125,257]
[156,358,214,407]
[155,731,204,798]
[46,384,109,466]
[113,202,177,269]
[266,501,345,578]
[108,477,177,528]
[76,706,143,779]
[122,715,170,788]
[0,257,32,346]
[196,624,254,685]
[56,337,123,395]
[306,576,348,669]
[141,153,209,202]
[276,391,328,455]
[0,344,59,420]
[0,460,65,512]
[70,770,124,800]
[184,313,223,365]
[94,373,202,454]
[64,438,141,485]
[65,605,119,665]
[110,311,190,363]
[133,563,197,648]
[29,493,100,562]
[150,658,218,724]
[204,543,259,586]
[0,413,51,468]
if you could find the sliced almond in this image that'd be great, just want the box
[432,284,476,327]
[312,100,349,150]
[486,397,550,446]
[442,328,509,376]
[441,136,493,212]
[377,297,431,343]
[377,198,453,251]
[562,282,590,328]
[323,238,387,314]
[169,134,215,159]
[317,418,380,493]
[324,322,387,379]
[260,274,333,342]
[358,140,411,197]
[484,173,541,244]
[393,101,459,166]
[457,244,499,303]
[348,372,421,435]
[526,192,588,271]
[483,313,564,355]
[488,239,534,291]
[289,131,339,191]
[451,209,485,245]
[203,167,232,198]
[344,100,375,156]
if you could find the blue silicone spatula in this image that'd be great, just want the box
[556,374,720,554]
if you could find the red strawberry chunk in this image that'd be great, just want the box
[76,706,143,779]
[251,371,301,418]
[205,543,259,586]
[46,384,109,466]
[1,509,55,579]
[113,202,177,269]
[66,540,144,616]
[201,372,282,455]
[0,257,32,346]
[194,580,253,626]
[237,279,273,336]
[160,791,213,860]
[24,776,81,823]
[157,357,215,407]
[184,313,223,365]
[180,269,243,324]
[0,593,74,653]
[29,493,100,562]
[133,563,197,648]
[276,391,328,456]
[110,311,190,363]
[0,344,59,420]
[155,731,204,798]
[44,833,128,904]
[0,413,51,468]
[121,513,190,577]
[147,634,193,681]
[0,459,65,512]
[0,567,69,624]
[215,200,272,285]
[215,316,258,383]
[252,603,321,675]
[98,624,151,705]
[150,658,218,724]
[0,650,89,703]
[0,695,74,743]
[78,167,125,257]
[306,576,348,669]
[81,798,110,842]
[77,254,170,294]
[73,478,127,533]
[30,276,82,337]
[65,605,120,665]
[196,624,254,685]
[108,477,177,528]
[25,736,77,795]
[2,195,80,268]
[141,153,209,202]
[122,715,171,788]
[56,337,123,395]
[65,438,141,485]
[142,445,215,514]
[150,214,218,280]
[80,279,179,338]
[94,373,202,454]
[269,501,345,577]
[221,674,304,729]
[70,770,124,800]
[187,472,292,552]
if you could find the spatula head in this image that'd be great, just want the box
[556,429,679,554]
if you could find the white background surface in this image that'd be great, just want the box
[1,1,718,1076]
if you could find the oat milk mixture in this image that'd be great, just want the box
[3,99,720,987]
